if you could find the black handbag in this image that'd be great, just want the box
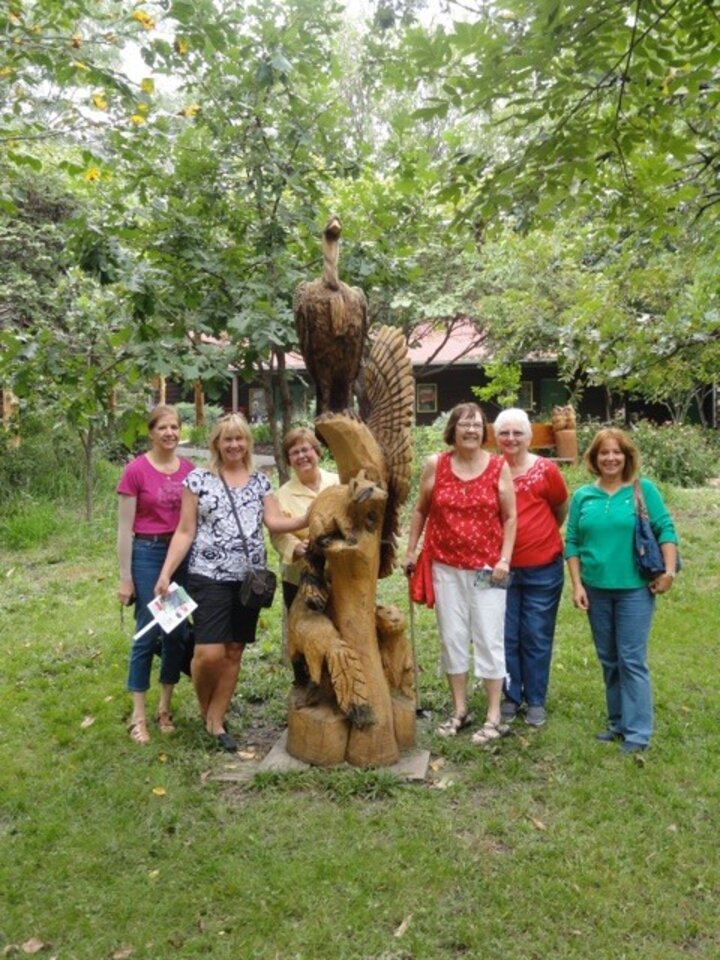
[239,568,277,609]
[220,473,278,610]
[633,480,673,579]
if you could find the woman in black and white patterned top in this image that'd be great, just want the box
[155,414,307,752]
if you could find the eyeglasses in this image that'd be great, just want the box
[288,445,316,458]
[457,419,483,428]
[497,430,527,438]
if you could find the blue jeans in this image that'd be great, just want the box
[585,585,656,746]
[127,539,188,693]
[504,555,564,707]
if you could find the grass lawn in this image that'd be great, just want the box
[1,483,719,959]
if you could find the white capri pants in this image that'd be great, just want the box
[432,561,507,679]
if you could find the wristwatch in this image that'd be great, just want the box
[498,557,510,564]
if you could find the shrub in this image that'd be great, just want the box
[576,419,718,487]
[0,418,84,505]
[0,501,61,549]
[187,424,211,447]
[250,422,273,445]
[175,402,224,429]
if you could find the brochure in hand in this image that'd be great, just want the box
[132,582,197,640]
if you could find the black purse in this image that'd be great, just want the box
[633,480,676,580]
[219,473,277,609]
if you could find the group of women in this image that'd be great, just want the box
[117,402,678,756]
[117,408,310,751]
[405,402,678,755]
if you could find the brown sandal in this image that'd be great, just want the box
[471,719,510,747]
[436,713,474,738]
[128,719,150,745]
[156,710,176,734]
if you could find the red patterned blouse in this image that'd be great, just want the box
[425,451,505,570]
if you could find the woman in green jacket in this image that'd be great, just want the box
[565,427,678,754]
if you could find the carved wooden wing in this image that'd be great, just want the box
[363,326,415,577]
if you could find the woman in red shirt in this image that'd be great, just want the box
[405,403,516,746]
[494,408,568,728]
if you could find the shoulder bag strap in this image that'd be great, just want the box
[633,478,649,519]
[219,471,251,562]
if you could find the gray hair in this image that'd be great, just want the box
[494,408,532,439]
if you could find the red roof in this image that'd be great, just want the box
[283,320,489,370]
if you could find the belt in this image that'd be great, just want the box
[134,532,173,542]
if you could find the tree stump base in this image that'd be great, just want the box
[286,699,349,767]
[391,694,417,751]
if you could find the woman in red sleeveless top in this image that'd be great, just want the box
[405,403,517,746]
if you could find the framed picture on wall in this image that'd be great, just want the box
[518,380,534,411]
[416,383,438,414]
[249,387,267,424]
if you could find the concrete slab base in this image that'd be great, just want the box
[258,730,431,780]
[210,730,431,783]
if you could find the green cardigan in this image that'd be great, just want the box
[565,477,678,589]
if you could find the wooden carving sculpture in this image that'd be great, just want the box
[286,319,416,768]
[293,215,368,415]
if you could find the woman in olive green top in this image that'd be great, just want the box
[565,428,678,754]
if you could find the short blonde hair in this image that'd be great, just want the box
[584,427,639,482]
[208,413,253,474]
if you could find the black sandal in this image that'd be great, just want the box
[214,731,238,753]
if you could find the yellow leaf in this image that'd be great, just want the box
[140,77,154,94]
[72,61,90,71]
[21,939,46,955]
[70,33,82,48]
[148,869,160,879]
[0,66,14,78]
[112,949,134,960]
[174,37,189,55]
[129,114,145,126]
[158,752,167,763]
[91,93,108,110]
[152,786,166,796]
[181,104,200,118]
[529,816,547,831]
[136,101,150,115]
[131,10,155,31]
[80,714,96,727]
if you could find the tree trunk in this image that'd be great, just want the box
[80,425,94,523]
[194,382,205,426]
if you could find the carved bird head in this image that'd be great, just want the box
[324,215,342,239]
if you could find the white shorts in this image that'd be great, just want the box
[432,562,507,679]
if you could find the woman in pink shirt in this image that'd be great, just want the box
[404,403,516,747]
[495,408,568,728]
[117,405,194,745]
